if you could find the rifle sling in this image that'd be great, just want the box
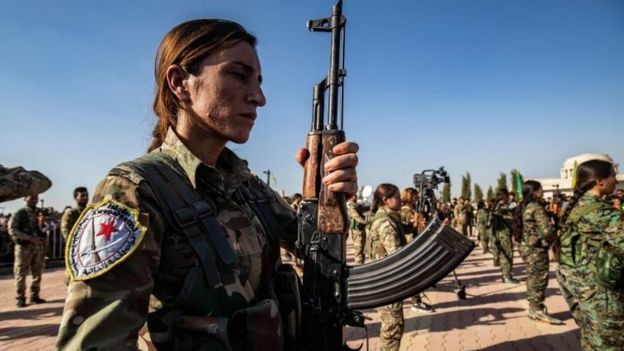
[121,153,236,286]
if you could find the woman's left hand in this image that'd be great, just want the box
[295,141,359,195]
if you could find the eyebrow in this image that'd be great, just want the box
[226,61,263,84]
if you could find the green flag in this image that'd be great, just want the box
[515,171,523,200]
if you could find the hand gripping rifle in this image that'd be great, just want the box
[297,2,475,350]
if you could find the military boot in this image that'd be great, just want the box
[16,298,27,308]
[528,307,564,325]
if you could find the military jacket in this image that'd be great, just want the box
[566,194,624,270]
[522,201,557,248]
[347,199,367,230]
[489,201,513,233]
[368,207,404,261]
[8,206,43,244]
[56,129,298,350]
[476,208,488,228]
[60,206,85,240]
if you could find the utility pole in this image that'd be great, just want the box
[263,170,272,187]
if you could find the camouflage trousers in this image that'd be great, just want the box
[492,231,513,279]
[478,226,489,252]
[522,246,550,311]
[14,243,45,300]
[377,302,404,351]
[350,229,366,265]
[557,266,624,350]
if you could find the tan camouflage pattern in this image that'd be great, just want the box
[60,206,85,240]
[0,165,52,202]
[347,199,367,264]
[56,128,297,350]
[521,201,557,311]
[557,194,624,351]
[369,207,404,351]
[8,206,46,300]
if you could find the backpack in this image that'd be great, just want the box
[559,201,624,291]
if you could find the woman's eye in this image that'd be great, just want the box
[231,71,246,79]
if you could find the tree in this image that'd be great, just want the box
[461,172,471,200]
[497,172,508,191]
[486,186,494,201]
[442,183,451,203]
[510,169,521,198]
[474,183,484,202]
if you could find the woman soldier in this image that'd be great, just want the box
[476,200,490,253]
[513,180,562,325]
[368,184,405,351]
[488,188,519,284]
[557,160,624,350]
[56,19,359,350]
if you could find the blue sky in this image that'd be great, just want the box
[1,0,623,213]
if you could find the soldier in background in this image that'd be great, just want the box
[514,180,562,325]
[476,200,490,253]
[368,184,405,351]
[8,195,47,307]
[488,188,519,284]
[60,187,89,240]
[347,193,367,264]
[453,197,467,235]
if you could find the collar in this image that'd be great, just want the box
[156,128,254,193]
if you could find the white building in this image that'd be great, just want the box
[533,153,624,198]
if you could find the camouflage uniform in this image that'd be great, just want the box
[56,129,298,350]
[453,204,465,234]
[8,206,46,303]
[476,208,490,253]
[369,207,404,351]
[399,205,427,306]
[521,201,558,314]
[489,201,514,280]
[557,194,624,350]
[347,198,367,264]
[60,206,85,240]
[0,165,51,202]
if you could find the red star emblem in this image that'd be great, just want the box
[97,219,118,241]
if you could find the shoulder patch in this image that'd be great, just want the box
[65,196,147,281]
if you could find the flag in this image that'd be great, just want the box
[514,170,523,200]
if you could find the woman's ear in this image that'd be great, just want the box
[166,65,191,102]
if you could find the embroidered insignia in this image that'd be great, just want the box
[66,197,147,281]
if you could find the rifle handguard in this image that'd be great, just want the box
[346,217,474,309]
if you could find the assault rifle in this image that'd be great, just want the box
[297,2,474,350]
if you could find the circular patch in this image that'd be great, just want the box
[66,197,147,281]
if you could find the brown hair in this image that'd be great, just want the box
[400,187,419,209]
[371,183,400,213]
[149,19,257,151]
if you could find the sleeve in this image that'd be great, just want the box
[533,206,557,245]
[379,219,401,255]
[348,202,367,225]
[56,171,166,351]
[60,210,72,240]
[602,208,624,253]
[8,210,32,241]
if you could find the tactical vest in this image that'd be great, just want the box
[559,201,624,292]
[117,153,288,312]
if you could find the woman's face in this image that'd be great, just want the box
[184,41,266,144]
[598,174,618,196]
[533,187,544,200]
[384,192,401,211]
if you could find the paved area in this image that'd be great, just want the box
[0,241,581,350]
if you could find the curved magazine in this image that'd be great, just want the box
[346,217,474,310]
